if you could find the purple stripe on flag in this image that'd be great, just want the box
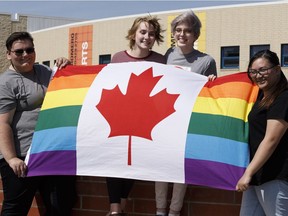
[185,158,245,191]
[27,150,76,176]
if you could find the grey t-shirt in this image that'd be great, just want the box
[165,47,217,76]
[0,64,52,159]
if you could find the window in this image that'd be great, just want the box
[42,61,50,67]
[99,54,111,64]
[281,44,288,67]
[250,45,270,58]
[221,46,239,69]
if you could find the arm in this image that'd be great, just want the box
[0,109,27,177]
[236,119,288,191]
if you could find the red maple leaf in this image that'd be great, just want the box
[96,67,179,165]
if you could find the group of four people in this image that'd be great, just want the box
[0,9,287,216]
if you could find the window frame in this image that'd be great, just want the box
[281,44,288,67]
[250,45,270,59]
[99,54,111,64]
[220,46,240,69]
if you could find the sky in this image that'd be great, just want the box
[0,0,281,21]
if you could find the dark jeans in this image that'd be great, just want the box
[106,177,134,203]
[39,176,77,216]
[0,158,77,216]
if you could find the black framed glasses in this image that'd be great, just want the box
[10,47,35,56]
[248,65,276,76]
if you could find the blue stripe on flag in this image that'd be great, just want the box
[30,127,77,154]
[185,134,249,168]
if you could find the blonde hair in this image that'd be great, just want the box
[126,15,164,49]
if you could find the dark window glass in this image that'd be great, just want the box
[221,46,239,69]
[250,45,270,58]
[281,44,288,67]
[99,54,111,64]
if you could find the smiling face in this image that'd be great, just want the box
[133,21,156,51]
[7,39,36,73]
[173,22,198,53]
[248,57,280,92]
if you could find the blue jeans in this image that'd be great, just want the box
[240,180,288,216]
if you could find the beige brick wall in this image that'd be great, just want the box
[0,14,27,73]
[28,2,288,77]
[206,3,288,76]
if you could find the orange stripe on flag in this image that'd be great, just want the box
[49,74,97,91]
[198,82,258,103]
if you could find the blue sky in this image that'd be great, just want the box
[0,0,278,20]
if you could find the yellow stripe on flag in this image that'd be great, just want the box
[193,97,254,122]
[42,88,89,110]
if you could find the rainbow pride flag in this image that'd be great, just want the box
[25,62,258,190]
[185,73,258,189]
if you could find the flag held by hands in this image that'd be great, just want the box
[25,62,258,191]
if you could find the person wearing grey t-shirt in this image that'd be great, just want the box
[155,11,217,216]
[0,31,76,216]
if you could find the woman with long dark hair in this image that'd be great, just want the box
[236,49,288,215]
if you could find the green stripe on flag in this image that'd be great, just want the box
[35,106,82,131]
[188,112,249,143]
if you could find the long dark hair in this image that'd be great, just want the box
[247,49,288,108]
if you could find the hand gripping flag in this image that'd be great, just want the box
[25,62,258,190]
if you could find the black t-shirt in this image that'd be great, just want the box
[248,90,288,185]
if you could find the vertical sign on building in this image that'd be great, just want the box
[69,25,93,65]
[196,12,206,52]
[167,12,206,52]
[167,15,177,48]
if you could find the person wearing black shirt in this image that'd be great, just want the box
[236,49,288,216]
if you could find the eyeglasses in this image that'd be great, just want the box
[248,65,276,76]
[10,47,35,56]
[174,28,193,35]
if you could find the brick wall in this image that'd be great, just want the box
[0,176,242,216]
[0,14,27,73]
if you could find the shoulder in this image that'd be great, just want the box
[150,51,166,64]
[268,89,288,118]
[276,90,288,101]
[151,51,164,56]
[33,64,52,83]
[165,47,176,56]
[194,50,215,62]
[0,70,17,101]
[111,51,126,63]
[34,64,52,72]
[0,69,17,84]
[112,50,125,57]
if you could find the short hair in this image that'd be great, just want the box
[126,15,164,49]
[6,32,34,51]
[171,10,202,39]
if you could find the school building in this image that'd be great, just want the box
[0,1,288,215]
